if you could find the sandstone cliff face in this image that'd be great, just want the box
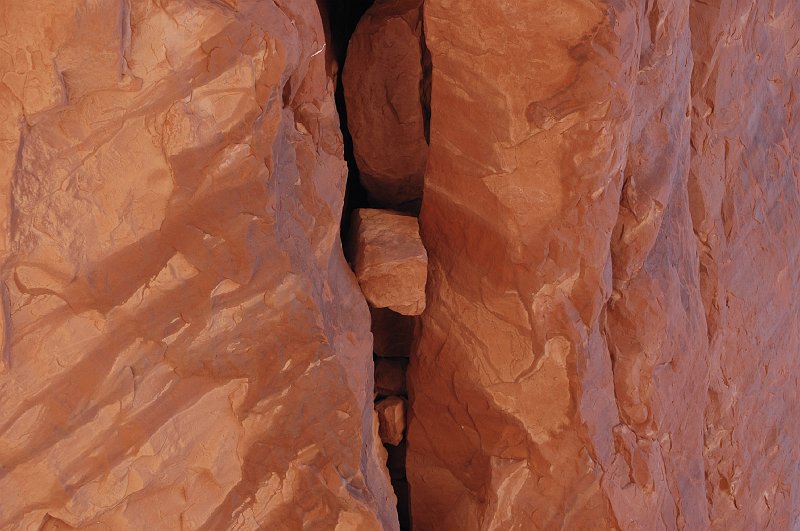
[0,1,397,529]
[2,0,800,529]
[408,0,800,529]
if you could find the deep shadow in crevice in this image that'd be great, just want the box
[319,0,374,245]
[319,1,413,530]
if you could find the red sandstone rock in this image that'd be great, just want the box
[351,208,427,315]
[370,306,415,358]
[343,0,427,207]
[3,0,800,529]
[408,0,800,529]
[0,1,398,529]
[375,358,408,396]
[376,396,407,446]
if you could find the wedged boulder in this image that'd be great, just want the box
[350,209,427,315]
[343,0,428,207]
[376,396,407,446]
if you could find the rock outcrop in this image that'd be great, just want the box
[0,1,398,529]
[3,0,800,529]
[342,0,427,208]
[408,0,800,529]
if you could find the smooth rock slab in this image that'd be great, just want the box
[351,209,427,315]
[376,396,407,446]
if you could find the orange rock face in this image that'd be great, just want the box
[0,1,397,529]
[408,0,800,529]
[3,0,800,529]
[342,0,427,207]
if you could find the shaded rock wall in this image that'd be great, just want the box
[408,0,800,529]
[0,0,397,529]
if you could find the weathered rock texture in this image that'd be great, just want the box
[408,0,800,529]
[0,1,398,529]
[3,0,800,529]
[342,0,428,207]
[350,208,428,315]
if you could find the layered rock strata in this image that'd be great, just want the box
[408,0,800,529]
[0,1,398,529]
[342,0,428,208]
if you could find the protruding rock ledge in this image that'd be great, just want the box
[350,208,427,315]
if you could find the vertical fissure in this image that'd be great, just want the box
[321,0,374,242]
[323,1,430,529]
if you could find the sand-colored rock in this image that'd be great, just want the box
[408,0,800,529]
[375,358,408,396]
[342,0,428,207]
[0,1,398,529]
[371,306,415,358]
[376,396,407,446]
[351,209,427,315]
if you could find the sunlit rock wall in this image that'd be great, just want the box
[0,1,397,529]
[408,0,800,529]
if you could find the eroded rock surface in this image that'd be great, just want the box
[350,208,427,315]
[342,0,427,207]
[0,1,397,529]
[408,0,800,529]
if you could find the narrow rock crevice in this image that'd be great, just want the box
[320,0,374,243]
[322,1,430,529]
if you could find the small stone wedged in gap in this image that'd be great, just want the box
[375,358,408,396]
[350,208,427,315]
[376,396,406,446]
[371,306,415,358]
[342,0,427,207]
